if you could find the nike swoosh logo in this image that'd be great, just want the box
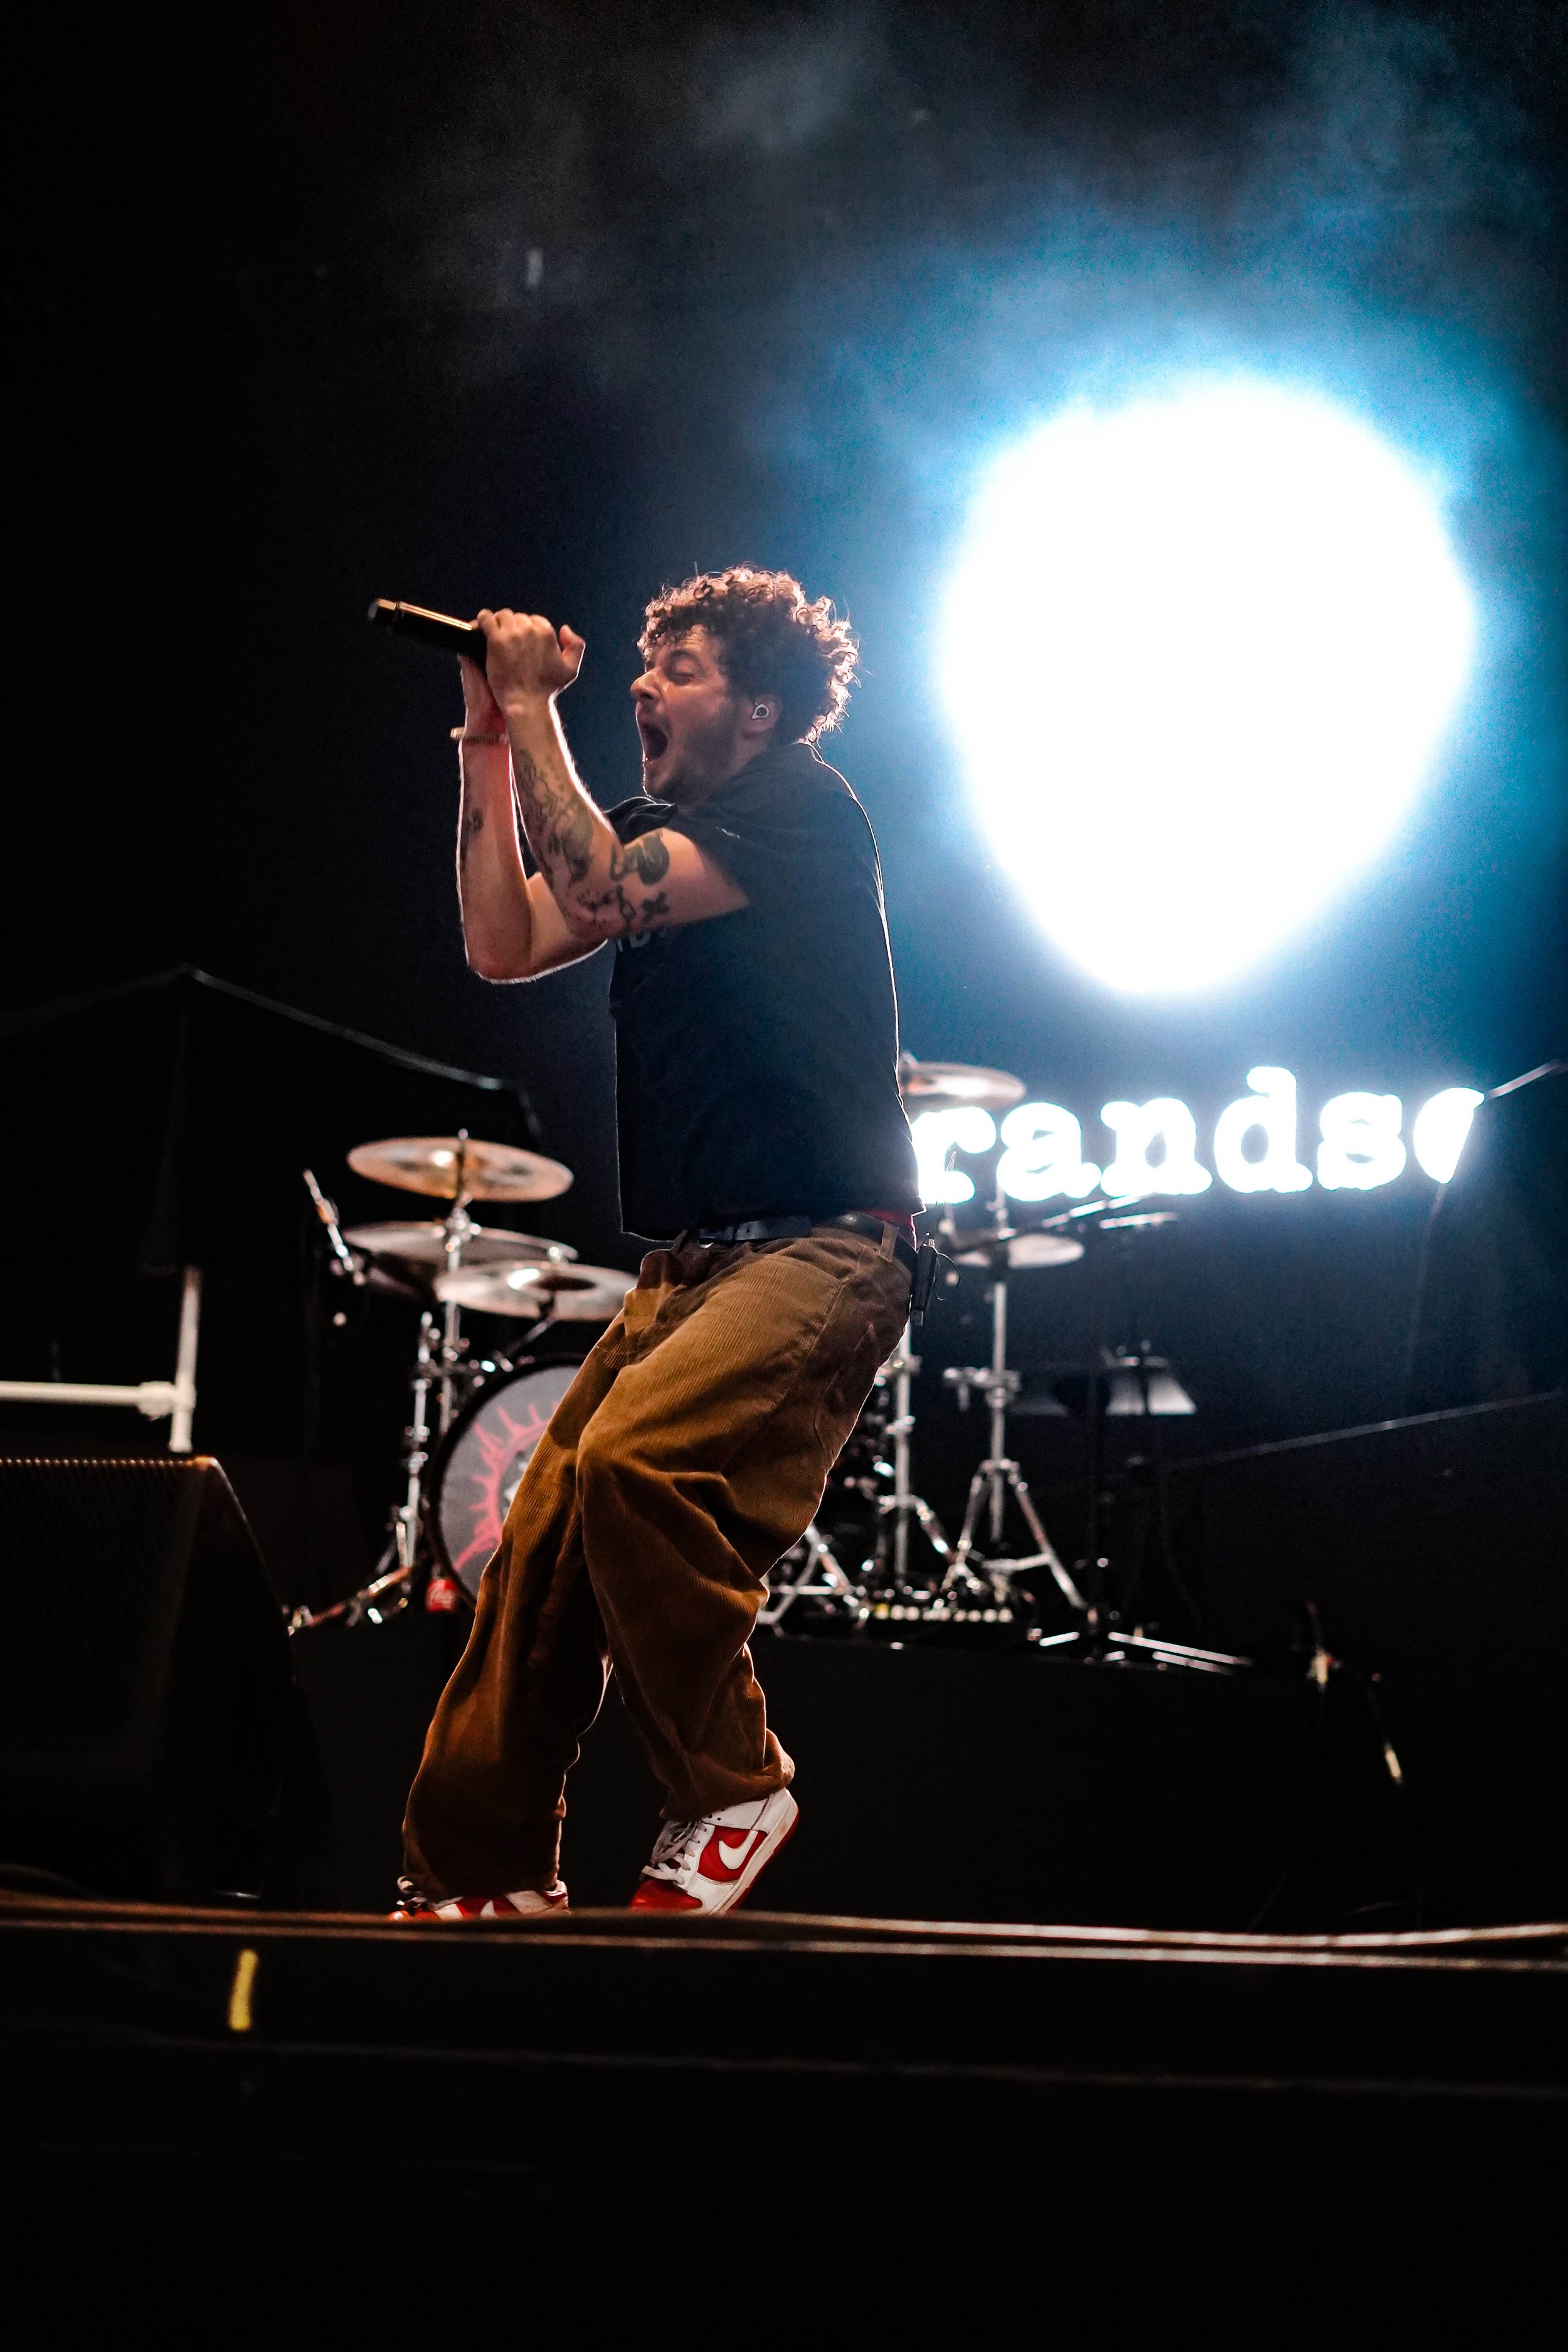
[716,1830,761,1872]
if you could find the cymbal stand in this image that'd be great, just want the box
[396,1308,439,1571]
[761,1315,952,1620]
[1029,1220,1244,1671]
[942,1249,1086,1612]
[290,1159,481,1634]
[395,1155,480,1573]
[881,1321,955,1586]
[289,1305,437,1633]
[758,1522,864,1628]
[437,1133,474,1439]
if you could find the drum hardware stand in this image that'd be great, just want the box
[436,1135,478,1436]
[880,1320,955,1586]
[1029,1620,1251,1673]
[761,1247,951,1621]
[289,1303,448,1634]
[758,1523,866,1628]
[304,1167,365,1290]
[1030,1335,1239,1671]
[940,1224,1086,1612]
[290,1172,484,1634]
[289,1549,421,1634]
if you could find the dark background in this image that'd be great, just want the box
[5,1,1565,1547]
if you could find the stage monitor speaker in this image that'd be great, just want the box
[0,1456,302,1902]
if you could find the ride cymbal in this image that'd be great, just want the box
[347,1136,574,1203]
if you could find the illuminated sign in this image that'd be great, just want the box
[913,1078,1483,1207]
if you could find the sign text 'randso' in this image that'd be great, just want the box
[912,1070,1483,1206]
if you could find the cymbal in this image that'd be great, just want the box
[954,1224,1085,1270]
[1000,1229,1086,1269]
[899,1058,1025,1115]
[435,1261,634,1323]
[341,1221,578,1271]
[347,1136,574,1203]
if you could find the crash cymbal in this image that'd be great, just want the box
[435,1260,634,1323]
[1000,1229,1086,1269]
[347,1136,574,1203]
[898,1058,1026,1115]
[341,1220,578,1271]
[954,1224,1085,1270]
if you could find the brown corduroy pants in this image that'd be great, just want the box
[401,1224,913,1899]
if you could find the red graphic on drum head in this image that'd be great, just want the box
[433,1364,580,1596]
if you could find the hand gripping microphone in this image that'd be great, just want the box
[368,598,489,663]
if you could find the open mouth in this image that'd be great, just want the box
[637,714,670,764]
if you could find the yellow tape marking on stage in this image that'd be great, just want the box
[228,1947,260,2033]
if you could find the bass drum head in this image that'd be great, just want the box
[431,1358,583,1597]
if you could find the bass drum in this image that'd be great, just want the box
[430,1354,587,1598]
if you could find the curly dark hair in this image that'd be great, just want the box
[639,565,859,744]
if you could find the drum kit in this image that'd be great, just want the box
[291,1059,1214,1665]
[292,1132,633,1630]
[760,1059,1216,1664]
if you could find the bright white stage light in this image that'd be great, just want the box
[940,379,1475,992]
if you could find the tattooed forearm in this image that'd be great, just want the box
[512,743,598,887]
[458,805,485,862]
[498,709,689,943]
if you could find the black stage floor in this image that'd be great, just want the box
[295,1617,1418,1929]
[4,1891,1564,2287]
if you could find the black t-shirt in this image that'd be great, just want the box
[604,739,920,1237]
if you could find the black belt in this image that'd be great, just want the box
[687,1211,918,1274]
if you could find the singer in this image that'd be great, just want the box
[396,566,919,1922]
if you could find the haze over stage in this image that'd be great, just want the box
[4,0,1565,2296]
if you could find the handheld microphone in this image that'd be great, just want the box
[368,598,488,663]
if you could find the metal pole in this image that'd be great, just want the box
[169,1266,202,1454]
[988,1276,1008,1545]
[397,1310,437,1571]
[437,1190,471,1438]
[440,1295,463,1436]
[0,1379,183,1417]
[891,1323,916,1586]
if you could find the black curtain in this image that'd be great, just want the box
[0,966,543,1293]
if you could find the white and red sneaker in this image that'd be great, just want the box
[628,1789,798,1916]
[389,1875,568,1924]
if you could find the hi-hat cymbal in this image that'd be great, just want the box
[347,1136,574,1203]
[341,1221,578,1271]
[435,1260,634,1323]
[955,1224,1085,1270]
[898,1058,1026,1115]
